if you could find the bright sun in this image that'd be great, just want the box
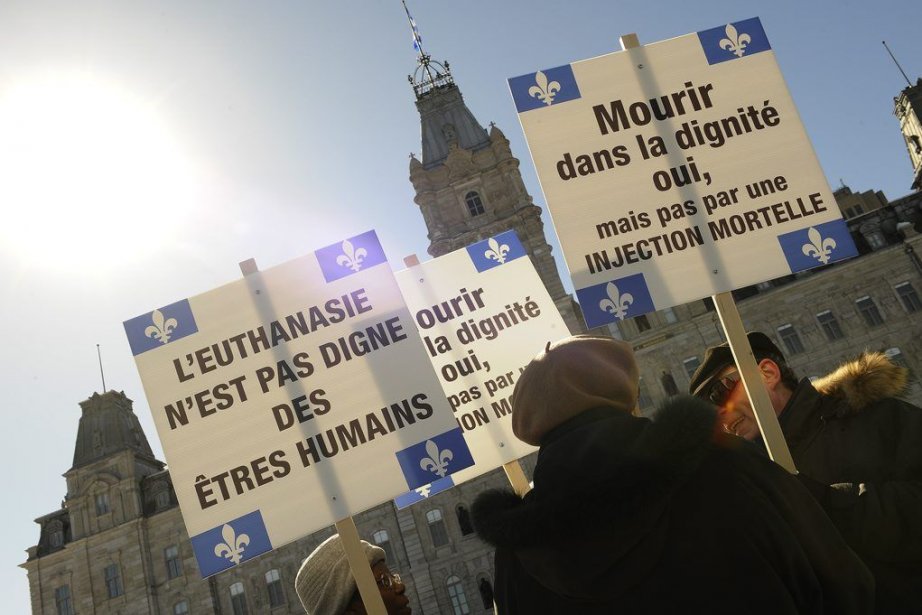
[0,71,199,272]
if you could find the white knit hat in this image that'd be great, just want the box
[295,534,386,615]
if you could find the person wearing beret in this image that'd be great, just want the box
[295,534,411,615]
[472,335,873,614]
[689,332,922,613]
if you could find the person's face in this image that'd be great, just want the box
[344,561,411,615]
[707,359,785,440]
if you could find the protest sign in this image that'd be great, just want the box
[393,230,568,505]
[124,230,473,576]
[509,17,857,329]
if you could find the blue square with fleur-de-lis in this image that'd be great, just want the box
[697,17,771,65]
[394,475,455,510]
[395,428,475,490]
[777,219,858,274]
[509,64,581,113]
[576,273,656,329]
[190,510,273,578]
[466,230,527,273]
[315,230,389,283]
[124,299,198,356]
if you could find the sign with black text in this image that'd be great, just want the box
[509,17,857,328]
[124,230,472,576]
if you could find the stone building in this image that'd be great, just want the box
[895,77,922,191]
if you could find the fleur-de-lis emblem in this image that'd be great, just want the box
[144,309,178,344]
[213,523,250,565]
[528,71,561,106]
[484,237,510,264]
[419,440,453,478]
[335,239,367,272]
[801,227,837,265]
[598,282,634,320]
[719,24,751,58]
[415,484,432,498]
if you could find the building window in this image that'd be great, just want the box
[266,569,286,608]
[48,521,64,548]
[637,378,653,414]
[446,576,471,615]
[702,297,716,312]
[165,544,183,579]
[634,314,651,332]
[372,529,394,564]
[95,492,110,515]
[660,371,679,396]
[896,282,922,313]
[456,505,474,536]
[173,601,189,615]
[683,357,701,378]
[154,488,171,510]
[777,325,805,355]
[104,563,123,598]
[464,191,485,217]
[865,232,886,250]
[54,585,74,615]
[661,307,678,324]
[478,578,494,610]
[856,296,885,327]
[230,582,249,615]
[426,509,450,547]
[816,310,844,341]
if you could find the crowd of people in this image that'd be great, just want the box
[294,333,921,614]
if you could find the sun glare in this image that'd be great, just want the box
[0,71,198,272]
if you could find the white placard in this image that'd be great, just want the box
[392,231,569,507]
[124,230,472,576]
[508,18,857,329]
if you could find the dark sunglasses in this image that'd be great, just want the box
[704,371,741,406]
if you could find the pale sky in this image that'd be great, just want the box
[2,1,921,611]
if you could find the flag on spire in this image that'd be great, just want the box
[402,0,423,53]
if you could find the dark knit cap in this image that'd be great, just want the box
[511,335,639,446]
[688,331,784,397]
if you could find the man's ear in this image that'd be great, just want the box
[757,358,782,390]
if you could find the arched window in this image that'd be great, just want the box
[426,509,449,547]
[478,578,494,609]
[230,581,249,615]
[373,529,395,564]
[446,576,471,615]
[455,505,474,535]
[465,191,485,217]
[265,568,286,607]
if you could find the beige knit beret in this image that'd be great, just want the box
[512,335,639,445]
[295,534,386,615]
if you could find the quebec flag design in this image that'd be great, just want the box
[190,510,273,578]
[124,299,198,356]
[394,476,455,510]
[697,17,771,65]
[777,219,858,273]
[509,64,581,113]
[395,428,474,490]
[576,273,656,328]
[315,230,388,283]
[466,230,527,272]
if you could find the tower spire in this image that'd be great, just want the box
[402,0,454,99]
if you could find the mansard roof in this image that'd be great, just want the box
[70,390,158,470]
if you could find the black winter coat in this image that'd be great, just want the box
[778,353,922,612]
[472,398,874,615]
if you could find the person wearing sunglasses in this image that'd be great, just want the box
[690,331,922,613]
[296,534,411,615]
[472,335,873,614]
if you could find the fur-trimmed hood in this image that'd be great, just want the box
[811,352,908,413]
[471,397,721,600]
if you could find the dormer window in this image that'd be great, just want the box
[465,191,485,217]
[48,521,64,548]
